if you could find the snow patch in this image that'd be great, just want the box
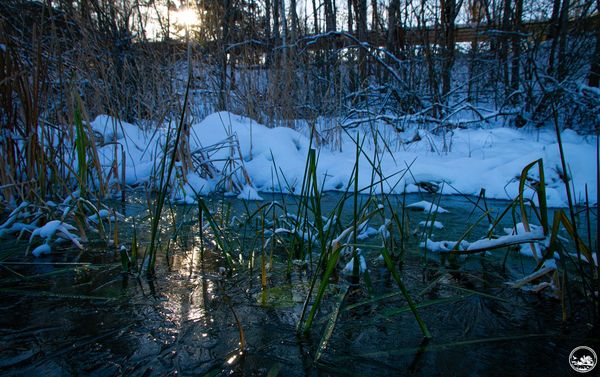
[32,243,52,257]
[342,253,367,275]
[237,185,264,201]
[407,201,449,213]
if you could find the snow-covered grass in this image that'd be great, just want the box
[0,194,119,258]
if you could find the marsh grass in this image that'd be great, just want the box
[144,78,192,276]
[184,113,596,352]
[435,154,598,323]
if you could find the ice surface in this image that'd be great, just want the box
[419,220,444,229]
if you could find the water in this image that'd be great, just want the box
[0,193,597,376]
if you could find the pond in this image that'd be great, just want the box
[0,192,597,376]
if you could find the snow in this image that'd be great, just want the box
[237,185,264,201]
[378,219,391,239]
[30,220,68,240]
[29,220,83,253]
[503,223,552,259]
[0,201,29,229]
[342,253,368,275]
[407,201,449,213]
[420,239,470,252]
[0,222,37,237]
[357,226,378,240]
[173,172,211,203]
[467,232,545,252]
[419,220,444,229]
[88,111,597,207]
[31,243,51,257]
[420,226,547,255]
[87,209,111,224]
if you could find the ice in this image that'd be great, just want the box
[378,219,391,239]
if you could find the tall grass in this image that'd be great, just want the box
[253,129,432,339]
[144,80,191,276]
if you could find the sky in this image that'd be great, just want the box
[137,0,559,41]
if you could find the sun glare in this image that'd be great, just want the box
[175,8,198,27]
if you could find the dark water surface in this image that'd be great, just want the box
[0,193,597,376]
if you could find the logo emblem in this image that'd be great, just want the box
[569,346,597,373]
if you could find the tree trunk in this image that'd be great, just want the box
[371,0,380,32]
[547,0,562,75]
[324,0,336,32]
[289,0,299,41]
[312,0,319,34]
[272,0,280,67]
[354,0,368,86]
[347,0,353,33]
[386,0,401,56]
[347,0,356,93]
[557,0,570,81]
[467,0,484,102]
[510,0,523,93]
[265,0,272,67]
[440,0,457,103]
[499,0,511,93]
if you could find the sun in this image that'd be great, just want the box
[174,8,198,27]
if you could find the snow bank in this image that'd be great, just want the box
[90,112,597,207]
